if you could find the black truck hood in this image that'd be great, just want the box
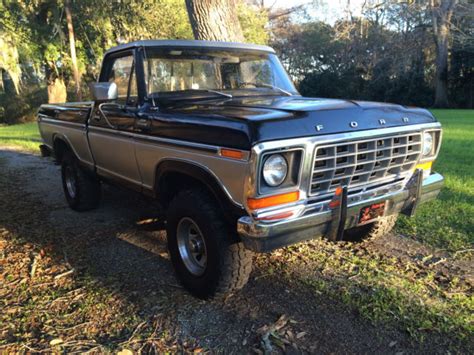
[148,96,437,150]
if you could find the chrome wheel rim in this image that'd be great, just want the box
[176,217,207,276]
[64,166,76,198]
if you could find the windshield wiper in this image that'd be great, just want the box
[238,82,293,96]
[181,89,233,98]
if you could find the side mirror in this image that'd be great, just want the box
[90,82,118,102]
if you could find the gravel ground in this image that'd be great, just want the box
[0,148,471,353]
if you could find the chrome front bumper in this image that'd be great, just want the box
[237,172,444,252]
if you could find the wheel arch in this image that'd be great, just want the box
[52,134,74,163]
[154,159,246,224]
[52,135,95,175]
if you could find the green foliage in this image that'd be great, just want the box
[238,3,269,44]
[0,36,22,94]
[1,0,201,122]
[72,0,194,80]
[0,85,47,125]
[43,43,62,65]
[283,17,437,107]
[1,0,272,123]
[0,0,35,94]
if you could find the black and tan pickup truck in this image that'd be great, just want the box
[37,40,443,298]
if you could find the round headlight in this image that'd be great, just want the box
[422,132,434,156]
[263,154,288,187]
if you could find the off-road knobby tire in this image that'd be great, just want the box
[166,189,254,299]
[343,214,398,242]
[61,151,101,211]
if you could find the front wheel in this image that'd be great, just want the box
[166,189,254,299]
[343,215,398,242]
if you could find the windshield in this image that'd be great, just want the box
[143,47,298,98]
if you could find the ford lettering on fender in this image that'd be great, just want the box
[37,40,444,299]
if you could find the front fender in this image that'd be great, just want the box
[154,159,246,223]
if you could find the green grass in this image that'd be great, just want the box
[0,122,41,152]
[396,109,474,251]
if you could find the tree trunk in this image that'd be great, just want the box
[430,0,457,108]
[47,78,67,104]
[45,64,67,103]
[65,0,82,101]
[185,0,245,42]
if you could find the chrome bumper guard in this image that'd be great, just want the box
[237,172,444,252]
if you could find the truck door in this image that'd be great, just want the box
[88,51,142,189]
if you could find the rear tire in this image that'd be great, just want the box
[166,189,254,299]
[61,151,101,211]
[344,215,398,242]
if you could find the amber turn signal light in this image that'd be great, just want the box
[415,161,432,171]
[247,191,300,210]
[220,148,245,160]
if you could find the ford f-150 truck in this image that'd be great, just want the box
[38,40,443,299]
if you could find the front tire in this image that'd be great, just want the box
[61,151,101,211]
[166,189,254,299]
[343,215,398,242]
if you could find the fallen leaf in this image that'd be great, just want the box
[49,338,63,346]
[274,314,288,330]
[296,331,307,339]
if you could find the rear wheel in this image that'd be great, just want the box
[61,151,101,211]
[344,215,398,242]
[166,189,254,299]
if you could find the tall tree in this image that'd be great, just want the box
[430,0,457,108]
[64,0,81,101]
[185,0,245,41]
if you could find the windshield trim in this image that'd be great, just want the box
[142,47,299,99]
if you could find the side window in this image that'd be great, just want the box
[107,55,138,105]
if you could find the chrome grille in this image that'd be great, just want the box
[309,132,422,198]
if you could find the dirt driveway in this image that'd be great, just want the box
[0,148,471,353]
